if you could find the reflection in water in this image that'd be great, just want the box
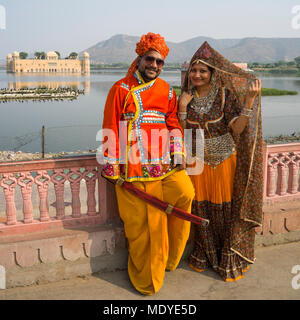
[0,71,299,153]
[8,79,90,94]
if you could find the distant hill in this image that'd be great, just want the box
[82,34,300,64]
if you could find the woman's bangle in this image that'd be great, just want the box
[178,112,187,121]
[240,108,253,118]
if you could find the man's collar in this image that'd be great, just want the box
[134,70,146,85]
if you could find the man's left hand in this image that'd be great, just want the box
[174,154,186,170]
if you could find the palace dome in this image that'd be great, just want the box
[83,52,90,58]
[12,51,19,57]
[7,54,12,59]
[46,51,58,57]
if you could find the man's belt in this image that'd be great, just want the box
[104,174,209,227]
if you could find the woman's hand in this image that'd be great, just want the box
[245,79,261,109]
[231,79,261,135]
[179,91,193,109]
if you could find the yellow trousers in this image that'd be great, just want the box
[115,169,195,295]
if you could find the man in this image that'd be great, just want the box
[101,33,195,295]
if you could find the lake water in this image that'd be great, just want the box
[0,70,299,153]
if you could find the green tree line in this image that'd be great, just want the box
[249,56,300,69]
[18,51,78,60]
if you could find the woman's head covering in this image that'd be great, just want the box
[182,41,257,106]
[183,42,263,264]
[127,32,169,77]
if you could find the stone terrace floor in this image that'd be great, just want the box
[0,241,299,300]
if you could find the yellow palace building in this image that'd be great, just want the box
[6,51,90,75]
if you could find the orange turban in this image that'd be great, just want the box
[127,32,169,77]
[136,32,169,59]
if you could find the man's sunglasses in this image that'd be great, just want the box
[144,56,165,67]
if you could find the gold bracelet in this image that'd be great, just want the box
[178,112,187,120]
[240,108,252,118]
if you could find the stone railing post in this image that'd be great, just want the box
[267,154,278,197]
[85,167,97,216]
[277,153,290,196]
[68,168,82,218]
[51,169,67,220]
[35,170,51,222]
[18,172,34,224]
[0,174,17,225]
[288,153,300,194]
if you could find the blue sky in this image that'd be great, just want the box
[0,0,300,59]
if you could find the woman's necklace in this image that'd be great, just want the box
[190,83,219,114]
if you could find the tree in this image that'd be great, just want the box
[34,51,46,59]
[265,63,274,68]
[295,56,300,64]
[19,52,28,59]
[276,60,286,67]
[69,52,78,59]
[55,51,61,59]
[34,51,41,59]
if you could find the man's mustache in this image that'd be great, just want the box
[145,67,159,72]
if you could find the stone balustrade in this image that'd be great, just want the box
[263,142,300,203]
[0,143,299,236]
[0,155,119,236]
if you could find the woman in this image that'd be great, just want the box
[178,42,263,282]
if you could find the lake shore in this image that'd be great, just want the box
[0,150,97,163]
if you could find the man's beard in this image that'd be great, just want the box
[140,67,159,82]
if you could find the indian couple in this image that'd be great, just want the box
[101,32,263,295]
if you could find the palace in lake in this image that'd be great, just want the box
[6,51,90,75]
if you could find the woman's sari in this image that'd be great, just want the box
[182,42,263,281]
